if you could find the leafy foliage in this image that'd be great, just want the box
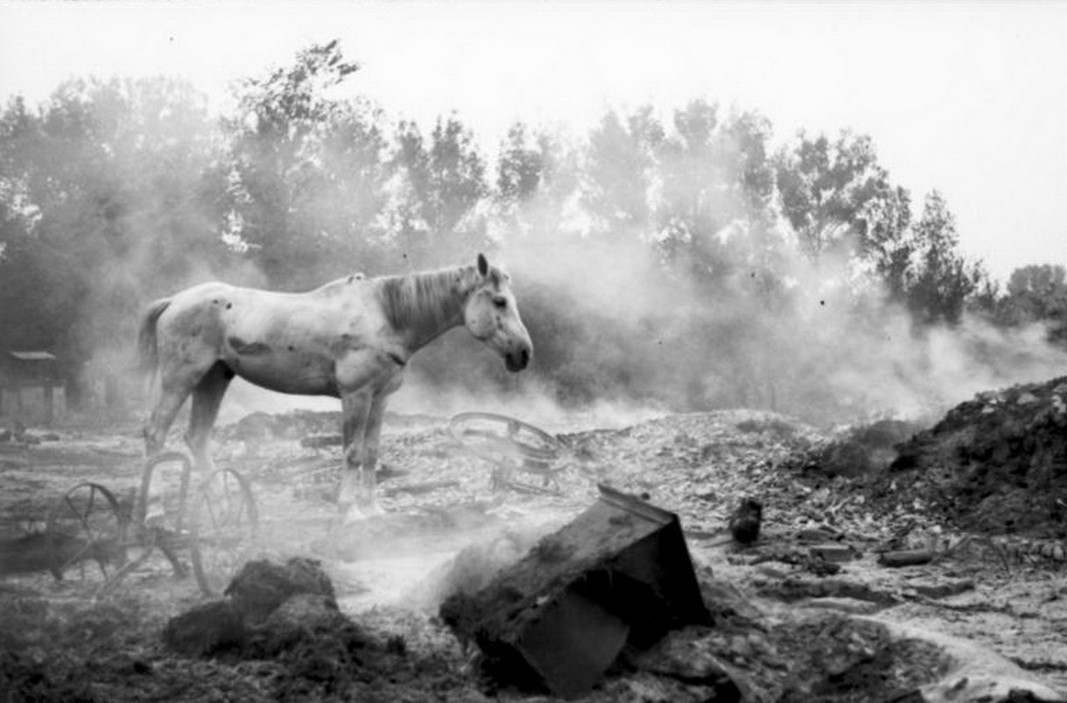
[0,41,1059,419]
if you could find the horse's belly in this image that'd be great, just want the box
[227,354,338,397]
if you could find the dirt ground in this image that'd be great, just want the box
[1,393,1066,702]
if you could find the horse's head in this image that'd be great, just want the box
[464,254,532,372]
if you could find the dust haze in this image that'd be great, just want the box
[41,77,1061,432]
[211,215,1067,433]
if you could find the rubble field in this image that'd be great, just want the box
[1,376,1067,701]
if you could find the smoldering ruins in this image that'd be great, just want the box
[3,24,1067,703]
[3,379,1067,701]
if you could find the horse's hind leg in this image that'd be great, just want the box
[143,380,195,525]
[144,383,191,456]
[185,362,233,474]
[143,354,220,525]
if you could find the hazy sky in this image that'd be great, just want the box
[1,0,1065,283]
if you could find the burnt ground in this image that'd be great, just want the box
[1,379,1067,702]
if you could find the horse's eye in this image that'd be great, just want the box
[492,296,507,309]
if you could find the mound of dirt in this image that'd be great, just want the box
[160,557,477,701]
[873,375,1067,536]
[788,419,925,479]
[225,557,337,624]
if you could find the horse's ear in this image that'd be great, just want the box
[477,253,489,278]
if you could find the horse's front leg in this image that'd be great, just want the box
[356,393,390,517]
[338,389,373,523]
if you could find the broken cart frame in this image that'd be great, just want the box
[449,412,572,495]
[44,451,258,597]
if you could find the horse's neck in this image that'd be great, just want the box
[378,266,479,351]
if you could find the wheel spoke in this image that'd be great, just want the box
[193,470,257,597]
[66,495,92,535]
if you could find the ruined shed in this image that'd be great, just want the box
[0,351,66,424]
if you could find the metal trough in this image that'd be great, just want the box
[440,484,711,699]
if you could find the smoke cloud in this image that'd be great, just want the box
[17,74,1058,433]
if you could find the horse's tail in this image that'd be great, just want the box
[137,298,171,378]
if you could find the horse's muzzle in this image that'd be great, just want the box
[505,346,531,372]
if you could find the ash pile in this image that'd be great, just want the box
[871,375,1067,536]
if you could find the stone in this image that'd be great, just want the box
[226,557,336,624]
[162,600,246,656]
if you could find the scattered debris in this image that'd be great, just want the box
[299,434,343,449]
[879,549,937,568]
[808,543,856,563]
[729,497,763,545]
[5,398,1067,700]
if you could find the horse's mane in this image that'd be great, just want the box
[376,264,489,334]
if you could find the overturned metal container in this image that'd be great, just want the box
[440,484,711,699]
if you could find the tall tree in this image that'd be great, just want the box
[0,77,222,383]
[386,115,488,268]
[222,41,390,286]
[656,102,778,291]
[583,107,662,239]
[992,264,1067,343]
[904,190,987,324]
[496,122,544,205]
[492,122,579,242]
[775,131,905,265]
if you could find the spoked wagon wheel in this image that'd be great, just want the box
[191,468,259,597]
[449,412,568,495]
[46,482,132,585]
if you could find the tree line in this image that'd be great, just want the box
[1,42,1064,419]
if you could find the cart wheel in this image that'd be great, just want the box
[450,412,563,466]
[449,412,567,494]
[191,469,258,597]
[46,482,131,584]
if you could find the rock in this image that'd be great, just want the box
[729,498,763,544]
[909,578,976,600]
[162,600,246,656]
[300,434,343,449]
[247,593,357,658]
[879,550,936,568]
[797,597,882,615]
[808,543,855,563]
[226,557,336,624]
[755,563,789,579]
[266,593,343,631]
[798,527,840,542]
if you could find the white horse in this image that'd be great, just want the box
[138,254,532,522]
